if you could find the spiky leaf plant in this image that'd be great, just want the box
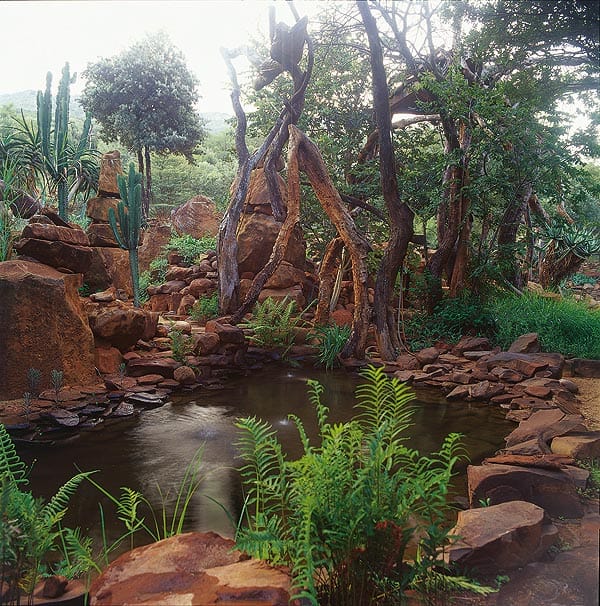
[235,366,474,605]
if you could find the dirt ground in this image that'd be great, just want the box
[571,376,600,430]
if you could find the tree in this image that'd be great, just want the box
[81,33,204,216]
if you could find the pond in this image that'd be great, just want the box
[16,367,515,547]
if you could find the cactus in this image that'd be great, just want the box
[36,63,93,220]
[109,163,143,307]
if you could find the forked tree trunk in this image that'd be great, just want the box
[314,237,345,325]
[291,126,372,358]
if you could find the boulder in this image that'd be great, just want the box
[330,308,353,327]
[87,304,149,351]
[246,167,287,209]
[97,150,123,197]
[171,195,222,239]
[264,261,305,289]
[86,197,122,223]
[205,320,245,345]
[395,354,421,371]
[0,261,96,399]
[193,332,221,355]
[415,347,439,365]
[467,463,583,518]
[94,346,123,374]
[505,409,587,449]
[14,238,94,274]
[569,358,600,378]
[237,213,305,274]
[551,432,600,459]
[89,532,294,606]
[452,336,492,356]
[85,247,133,295]
[189,277,216,298]
[126,357,180,379]
[509,332,541,354]
[258,285,306,309]
[469,380,505,401]
[138,222,172,273]
[446,501,557,573]
[21,223,90,246]
[87,223,120,247]
[484,352,565,379]
[174,365,196,385]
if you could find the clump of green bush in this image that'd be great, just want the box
[488,292,600,359]
[190,292,219,323]
[166,234,216,265]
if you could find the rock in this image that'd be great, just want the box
[469,380,504,401]
[491,367,524,382]
[85,247,133,295]
[505,409,587,449]
[42,575,69,599]
[509,332,541,354]
[86,197,122,223]
[21,222,90,246]
[177,294,197,316]
[97,150,123,197]
[445,501,557,573]
[446,384,471,400]
[136,374,164,386]
[483,453,574,470]
[264,261,305,289]
[189,277,216,298]
[452,336,491,356]
[0,261,96,400]
[171,195,222,239]
[41,409,80,427]
[127,357,180,379]
[570,358,600,378]
[551,432,600,459]
[138,222,172,273]
[463,350,493,360]
[87,223,120,247]
[166,266,197,282]
[415,347,439,365]
[94,346,123,374]
[9,191,42,218]
[395,354,421,370]
[447,372,473,384]
[87,305,149,351]
[193,332,221,355]
[110,402,135,417]
[14,237,94,274]
[394,370,415,383]
[330,308,353,327]
[124,392,165,408]
[88,531,293,606]
[559,378,579,394]
[205,320,245,345]
[237,213,305,274]
[467,463,583,518]
[258,286,306,309]
[524,385,552,399]
[485,352,565,379]
[174,365,197,385]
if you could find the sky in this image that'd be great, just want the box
[0,0,326,113]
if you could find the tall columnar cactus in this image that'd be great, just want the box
[109,163,143,307]
[36,63,93,221]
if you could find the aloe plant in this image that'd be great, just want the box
[108,163,143,307]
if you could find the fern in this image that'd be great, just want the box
[0,423,27,486]
[42,471,95,526]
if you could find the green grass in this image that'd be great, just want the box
[488,293,600,359]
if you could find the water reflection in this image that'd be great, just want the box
[16,368,514,547]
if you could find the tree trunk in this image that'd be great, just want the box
[137,149,149,216]
[292,126,372,358]
[314,237,345,325]
[359,1,415,360]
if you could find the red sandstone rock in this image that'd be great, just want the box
[415,347,439,365]
[87,305,149,351]
[509,332,541,354]
[22,223,90,246]
[189,277,216,298]
[0,261,96,399]
[86,197,122,222]
[171,195,222,239]
[395,354,421,370]
[485,352,564,379]
[452,336,491,355]
[136,374,164,386]
[569,358,600,378]
[467,463,583,518]
[97,150,123,197]
[469,380,505,400]
[174,366,197,385]
[205,320,245,345]
[551,432,600,459]
[15,237,94,274]
[193,332,221,355]
[87,223,119,247]
[264,261,305,289]
[127,357,180,379]
[446,501,557,573]
[94,346,123,374]
[258,286,306,309]
[505,409,587,449]
[85,247,133,295]
[330,308,353,327]
[89,532,294,606]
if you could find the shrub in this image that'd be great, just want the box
[139,257,169,303]
[234,366,487,605]
[488,293,600,359]
[169,328,194,363]
[190,292,219,323]
[309,323,351,370]
[166,234,216,265]
[241,297,303,355]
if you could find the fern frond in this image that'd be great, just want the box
[0,423,28,485]
[42,471,95,523]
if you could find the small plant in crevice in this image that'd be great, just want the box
[50,369,64,402]
[22,392,32,423]
[190,292,219,324]
[0,423,96,604]
[26,368,42,396]
[169,328,194,363]
[234,366,487,605]
[241,297,305,357]
[309,323,351,370]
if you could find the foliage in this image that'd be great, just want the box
[0,202,17,262]
[166,233,216,266]
[578,458,600,499]
[0,424,95,602]
[568,273,598,287]
[190,292,219,324]
[139,256,169,304]
[235,366,470,605]
[85,446,205,565]
[168,328,194,363]
[488,292,600,359]
[108,163,143,307]
[309,323,351,370]
[241,297,302,355]
[405,294,495,350]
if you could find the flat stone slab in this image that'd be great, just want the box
[551,431,600,459]
[446,501,557,573]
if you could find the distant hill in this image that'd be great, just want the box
[0,90,232,133]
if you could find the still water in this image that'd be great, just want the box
[16,368,514,544]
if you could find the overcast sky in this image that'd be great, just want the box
[0,0,325,113]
